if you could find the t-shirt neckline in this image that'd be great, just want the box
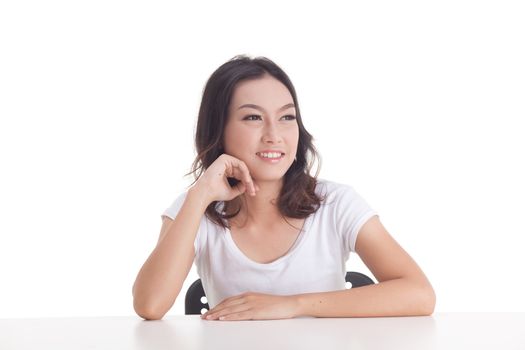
[223,212,314,268]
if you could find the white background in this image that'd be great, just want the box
[1,0,524,318]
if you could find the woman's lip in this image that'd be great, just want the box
[256,153,285,163]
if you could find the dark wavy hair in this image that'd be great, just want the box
[184,54,326,230]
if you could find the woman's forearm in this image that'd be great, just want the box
[295,278,436,318]
[132,187,210,320]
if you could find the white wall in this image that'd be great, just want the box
[1,0,523,318]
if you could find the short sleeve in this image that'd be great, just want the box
[160,191,206,258]
[334,185,379,254]
[161,191,187,221]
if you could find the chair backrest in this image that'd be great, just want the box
[184,271,375,315]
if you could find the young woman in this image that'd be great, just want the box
[132,55,436,321]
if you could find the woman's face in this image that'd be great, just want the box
[223,74,299,183]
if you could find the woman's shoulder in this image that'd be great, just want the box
[315,178,369,212]
[315,178,357,197]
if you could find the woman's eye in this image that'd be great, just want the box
[244,115,262,121]
[243,115,296,121]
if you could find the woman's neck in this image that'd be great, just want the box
[225,179,284,228]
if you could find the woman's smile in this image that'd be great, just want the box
[256,152,285,163]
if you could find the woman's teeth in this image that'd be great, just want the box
[258,152,283,158]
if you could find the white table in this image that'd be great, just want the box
[1,313,524,349]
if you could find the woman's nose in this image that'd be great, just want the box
[262,125,281,143]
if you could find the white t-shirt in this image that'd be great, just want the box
[161,178,379,309]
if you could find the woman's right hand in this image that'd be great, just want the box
[191,154,259,204]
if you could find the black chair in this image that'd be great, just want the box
[185,271,375,315]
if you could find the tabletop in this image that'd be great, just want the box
[1,313,524,350]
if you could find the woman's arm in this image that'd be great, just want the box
[132,187,210,320]
[296,215,436,317]
[202,216,435,321]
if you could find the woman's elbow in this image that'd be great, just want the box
[135,307,165,321]
[133,299,166,321]
[419,284,436,316]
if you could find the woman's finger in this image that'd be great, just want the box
[230,159,256,196]
[239,161,257,195]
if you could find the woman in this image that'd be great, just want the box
[132,54,436,321]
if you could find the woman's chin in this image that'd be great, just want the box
[247,159,293,180]
[249,172,286,183]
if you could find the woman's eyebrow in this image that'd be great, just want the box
[237,103,295,113]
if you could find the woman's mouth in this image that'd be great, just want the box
[256,152,285,163]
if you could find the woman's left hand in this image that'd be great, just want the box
[201,292,300,321]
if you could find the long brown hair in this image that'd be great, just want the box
[184,54,326,230]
